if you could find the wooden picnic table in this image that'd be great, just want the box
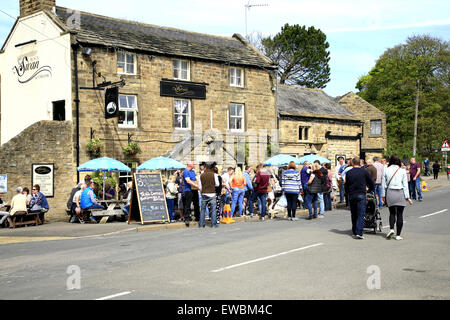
[90,200,128,223]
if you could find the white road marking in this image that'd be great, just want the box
[95,291,132,300]
[75,228,138,240]
[224,228,241,232]
[211,243,324,273]
[419,209,448,219]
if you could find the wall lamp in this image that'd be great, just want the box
[82,47,94,56]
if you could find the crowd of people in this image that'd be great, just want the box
[161,160,335,227]
[0,155,434,238]
[0,184,50,228]
[158,154,427,240]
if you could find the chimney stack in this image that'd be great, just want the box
[20,0,56,17]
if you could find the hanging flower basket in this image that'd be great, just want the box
[123,142,142,157]
[86,138,104,158]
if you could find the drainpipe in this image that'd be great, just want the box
[359,122,364,159]
[72,44,80,183]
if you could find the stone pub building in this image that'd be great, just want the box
[0,0,279,219]
[0,0,386,220]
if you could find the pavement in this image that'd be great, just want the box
[0,174,448,245]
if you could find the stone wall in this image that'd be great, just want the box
[338,92,387,159]
[278,116,362,169]
[20,0,55,17]
[0,120,75,221]
[73,46,277,168]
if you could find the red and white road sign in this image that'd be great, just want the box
[441,140,450,152]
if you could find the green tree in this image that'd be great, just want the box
[260,24,331,89]
[357,35,450,161]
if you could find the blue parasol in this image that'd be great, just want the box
[77,157,131,201]
[77,157,131,173]
[136,157,186,172]
[295,154,332,165]
[264,154,297,167]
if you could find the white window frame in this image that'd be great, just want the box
[370,120,382,135]
[173,59,190,81]
[118,95,138,128]
[174,99,191,130]
[229,103,245,132]
[229,67,244,87]
[117,52,137,75]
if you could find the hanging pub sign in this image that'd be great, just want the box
[160,79,207,100]
[32,164,54,198]
[105,87,119,119]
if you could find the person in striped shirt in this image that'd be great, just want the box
[281,161,303,221]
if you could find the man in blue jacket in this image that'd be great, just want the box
[80,182,104,222]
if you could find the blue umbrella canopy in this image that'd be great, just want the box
[295,154,331,165]
[264,154,297,167]
[77,157,131,172]
[137,157,186,172]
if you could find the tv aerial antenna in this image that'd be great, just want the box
[245,1,269,38]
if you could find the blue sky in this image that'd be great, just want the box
[1,0,449,97]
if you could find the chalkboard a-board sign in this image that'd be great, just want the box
[128,172,169,224]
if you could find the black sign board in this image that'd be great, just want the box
[160,79,207,100]
[105,87,119,119]
[128,172,169,224]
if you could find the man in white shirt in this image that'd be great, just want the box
[221,167,234,205]
[71,183,87,223]
[335,157,345,203]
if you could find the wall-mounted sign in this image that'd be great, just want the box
[160,79,207,100]
[13,55,52,84]
[32,164,54,198]
[0,175,7,193]
[105,87,119,119]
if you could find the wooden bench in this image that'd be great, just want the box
[9,211,41,228]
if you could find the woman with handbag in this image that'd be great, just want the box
[382,154,413,240]
[305,163,326,220]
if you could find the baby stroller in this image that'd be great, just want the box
[364,192,382,233]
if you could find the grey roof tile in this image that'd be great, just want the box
[277,85,356,119]
[55,7,276,69]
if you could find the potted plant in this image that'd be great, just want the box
[86,138,104,158]
[122,141,142,157]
